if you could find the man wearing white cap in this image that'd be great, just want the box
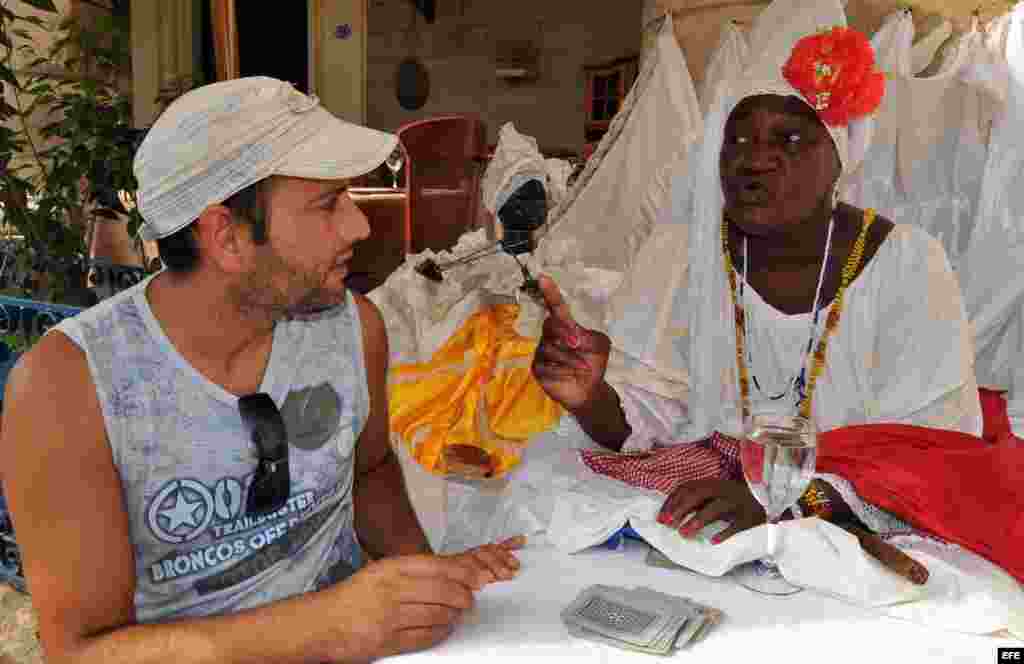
[2,77,523,662]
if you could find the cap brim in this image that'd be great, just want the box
[274,108,398,181]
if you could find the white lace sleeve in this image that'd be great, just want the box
[813,473,915,535]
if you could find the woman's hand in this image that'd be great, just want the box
[530,276,611,412]
[656,479,766,544]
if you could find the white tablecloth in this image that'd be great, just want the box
[384,536,1019,663]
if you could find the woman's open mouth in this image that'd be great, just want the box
[729,179,773,206]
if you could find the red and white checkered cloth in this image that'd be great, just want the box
[580,432,742,495]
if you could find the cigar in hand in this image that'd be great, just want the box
[839,522,929,585]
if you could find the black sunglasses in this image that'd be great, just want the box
[239,393,290,515]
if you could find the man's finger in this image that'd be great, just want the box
[397,554,480,591]
[497,535,527,549]
[392,624,459,657]
[397,574,476,611]
[538,275,577,329]
[396,603,463,630]
[465,546,518,583]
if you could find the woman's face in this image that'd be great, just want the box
[720,95,841,238]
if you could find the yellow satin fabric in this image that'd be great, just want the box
[389,303,563,477]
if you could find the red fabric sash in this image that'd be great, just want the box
[816,423,1024,583]
[979,387,1013,443]
[581,421,1024,583]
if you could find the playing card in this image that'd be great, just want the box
[565,620,679,655]
[561,585,680,647]
[632,587,724,648]
[627,587,705,649]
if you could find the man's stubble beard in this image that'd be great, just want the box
[233,249,347,322]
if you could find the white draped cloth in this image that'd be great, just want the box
[958,7,1024,436]
[871,10,915,76]
[699,21,749,117]
[842,26,993,271]
[845,7,1024,437]
[537,17,702,274]
[911,18,953,75]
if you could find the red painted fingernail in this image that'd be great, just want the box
[711,535,723,545]
[566,331,581,349]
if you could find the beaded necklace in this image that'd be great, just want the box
[741,218,833,403]
[722,208,876,420]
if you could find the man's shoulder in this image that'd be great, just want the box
[351,292,384,333]
[348,292,385,348]
[5,329,96,426]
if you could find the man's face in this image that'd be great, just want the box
[720,95,841,238]
[235,176,370,318]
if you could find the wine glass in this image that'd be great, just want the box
[385,146,405,189]
[731,407,817,595]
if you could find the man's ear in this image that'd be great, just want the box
[193,204,251,274]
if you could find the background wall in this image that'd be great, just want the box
[365,0,644,154]
[315,0,368,124]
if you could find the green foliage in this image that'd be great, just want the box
[0,0,143,304]
[1,331,30,353]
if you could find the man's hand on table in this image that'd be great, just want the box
[657,479,766,544]
[444,535,526,587]
[326,537,525,662]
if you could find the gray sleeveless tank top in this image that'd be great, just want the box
[55,275,369,622]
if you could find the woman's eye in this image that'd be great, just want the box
[785,132,802,144]
[730,135,749,145]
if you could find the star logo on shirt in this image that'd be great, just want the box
[147,479,215,544]
[161,488,203,531]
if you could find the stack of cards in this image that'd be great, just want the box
[561,584,723,655]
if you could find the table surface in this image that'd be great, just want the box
[384,536,1017,663]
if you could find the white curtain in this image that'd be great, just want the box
[538,17,703,274]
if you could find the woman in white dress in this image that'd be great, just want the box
[531,3,983,549]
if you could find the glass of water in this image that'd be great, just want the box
[732,407,817,595]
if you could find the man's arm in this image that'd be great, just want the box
[0,332,394,664]
[352,294,432,558]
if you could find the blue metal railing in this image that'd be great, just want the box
[0,295,84,339]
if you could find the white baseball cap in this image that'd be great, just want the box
[134,76,398,241]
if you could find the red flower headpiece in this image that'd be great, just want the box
[781,26,885,127]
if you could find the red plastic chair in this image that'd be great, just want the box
[396,114,488,254]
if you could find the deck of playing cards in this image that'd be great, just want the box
[561,584,723,655]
